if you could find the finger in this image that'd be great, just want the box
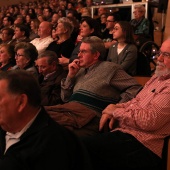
[99,115,108,131]
[109,118,115,130]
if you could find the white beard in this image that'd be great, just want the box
[155,61,170,77]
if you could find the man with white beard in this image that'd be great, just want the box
[82,38,170,170]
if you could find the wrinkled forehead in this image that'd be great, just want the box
[160,39,170,52]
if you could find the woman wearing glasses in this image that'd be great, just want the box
[107,21,137,76]
[11,42,39,78]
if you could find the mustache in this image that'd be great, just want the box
[157,61,166,67]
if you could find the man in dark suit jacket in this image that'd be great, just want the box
[36,50,67,106]
[0,70,92,170]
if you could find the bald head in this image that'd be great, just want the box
[38,21,52,38]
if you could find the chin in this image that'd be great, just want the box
[155,68,170,77]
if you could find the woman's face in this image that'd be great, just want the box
[79,21,94,38]
[55,22,67,36]
[15,49,30,69]
[0,46,11,64]
[113,23,124,41]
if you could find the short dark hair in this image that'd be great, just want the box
[15,42,38,65]
[0,70,41,107]
[1,27,14,37]
[15,24,30,38]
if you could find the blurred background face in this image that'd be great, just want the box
[106,16,115,30]
[100,14,107,24]
[52,13,59,24]
[0,46,10,64]
[79,21,94,38]
[15,49,30,69]
[133,9,144,20]
[1,30,12,42]
[55,22,66,36]
[14,27,24,39]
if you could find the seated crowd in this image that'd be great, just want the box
[0,0,169,170]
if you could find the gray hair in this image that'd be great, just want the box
[134,5,146,14]
[38,50,59,65]
[57,17,74,37]
[82,36,106,61]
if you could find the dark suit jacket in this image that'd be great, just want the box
[40,66,67,106]
[0,107,92,170]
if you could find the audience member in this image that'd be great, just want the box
[29,19,40,41]
[10,24,30,46]
[43,7,53,22]
[0,44,15,71]
[107,21,137,76]
[100,13,109,39]
[37,14,46,23]
[11,42,38,78]
[36,50,67,106]
[82,38,170,170]
[130,4,150,46]
[70,17,102,62]
[47,17,75,69]
[30,21,54,54]
[0,28,14,45]
[0,70,92,170]
[46,36,142,136]
[2,16,14,29]
[51,12,60,28]
[104,12,121,49]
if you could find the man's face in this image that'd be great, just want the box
[155,40,170,77]
[78,43,98,68]
[106,16,115,30]
[3,17,9,27]
[1,30,12,42]
[0,80,19,132]
[36,57,55,76]
[14,27,23,39]
[38,22,51,38]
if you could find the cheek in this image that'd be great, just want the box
[164,60,170,69]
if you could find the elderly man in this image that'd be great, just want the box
[36,50,67,106]
[46,36,142,136]
[82,38,170,170]
[0,70,92,170]
[30,21,53,54]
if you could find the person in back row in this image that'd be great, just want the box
[82,38,170,170]
[45,36,142,137]
[0,70,92,170]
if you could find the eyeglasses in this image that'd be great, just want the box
[78,50,91,55]
[106,20,114,22]
[155,51,170,59]
[15,53,25,57]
